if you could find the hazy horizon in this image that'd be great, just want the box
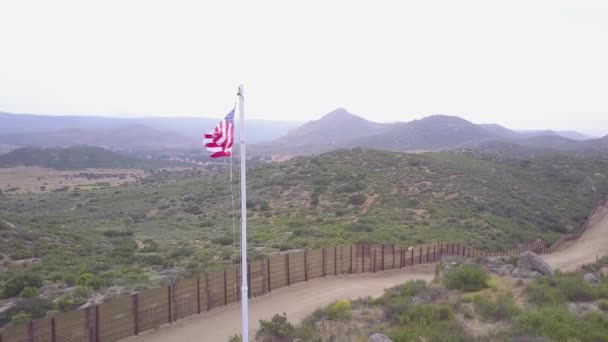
[1,0,607,136]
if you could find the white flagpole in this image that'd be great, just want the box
[237,84,249,341]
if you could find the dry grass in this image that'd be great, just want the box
[0,166,149,194]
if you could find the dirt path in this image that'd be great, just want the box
[127,199,608,342]
[542,199,608,271]
[127,265,435,342]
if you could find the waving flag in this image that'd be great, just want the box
[204,108,235,158]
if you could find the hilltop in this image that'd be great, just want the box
[254,108,607,157]
[0,146,183,170]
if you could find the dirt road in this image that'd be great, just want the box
[129,200,608,342]
[543,199,608,271]
[128,265,435,342]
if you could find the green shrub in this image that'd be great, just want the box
[257,313,295,340]
[443,265,489,292]
[473,294,520,321]
[19,287,38,299]
[74,285,92,299]
[10,312,32,325]
[76,273,102,289]
[103,230,133,237]
[598,299,608,311]
[326,300,352,321]
[2,273,42,298]
[348,223,372,232]
[513,307,608,341]
[526,275,596,305]
[227,334,241,342]
[349,193,367,205]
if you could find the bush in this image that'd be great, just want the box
[257,313,295,340]
[349,193,367,205]
[103,230,133,237]
[348,223,372,232]
[2,273,42,298]
[598,299,608,311]
[473,294,520,321]
[74,285,92,299]
[525,275,596,306]
[326,300,352,321]
[19,287,38,299]
[76,273,103,289]
[513,307,608,341]
[10,312,32,325]
[443,265,489,292]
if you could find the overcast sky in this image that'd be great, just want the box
[1,0,607,135]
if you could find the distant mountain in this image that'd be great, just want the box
[555,131,596,141]
[0,124,198,150]
[0,146,180,170]
[256,111,508,155]
[255,108,390,154]
[254,109,606,157]
[363,115,496,151]
[0,112,300,145]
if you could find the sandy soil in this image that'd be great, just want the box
[127,265,435,342]
[128,199,608,342]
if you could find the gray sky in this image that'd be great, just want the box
[1,0,607,135]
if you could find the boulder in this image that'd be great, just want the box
[516,251,553,276]
[368,334,392,342]
[584,273,599,283]
[512,267,541,279]
[496,264,515,276]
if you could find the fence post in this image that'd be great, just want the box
[247,263,252,298]
[51,317,56,342]
[362,245,365,273]
[237,266,241,301]
[350,245,353,274]
[426,246,430,263]
[27,320,33,342]
[381,244,385,271]
[224,269,228,305]
[335,246,338,275]
[95,305,100,342]
[411,248,414,265]
[392,244,396,269]
[286,254,291,286]
[304,251,308,281]
[267,259,272,293]
[205,274,210,311]
[433,245,436,261]
[419,246,422,264]
[196,276,201,313]
[168,285,173,323]
[132,294,140,334]
[322,248,326,277]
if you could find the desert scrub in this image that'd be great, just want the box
[443,265,489,292]
[256,313,295,341]
[325,300,352,321]
[525,274,597,306]
[472,293,520,321]
[512,307,608,341]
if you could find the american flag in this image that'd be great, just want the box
[203,108,235,158]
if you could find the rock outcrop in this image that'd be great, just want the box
[368,333,392,342]
[516,251,554,276]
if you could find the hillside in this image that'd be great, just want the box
[1,149,607,312]
[0,146,181,170]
